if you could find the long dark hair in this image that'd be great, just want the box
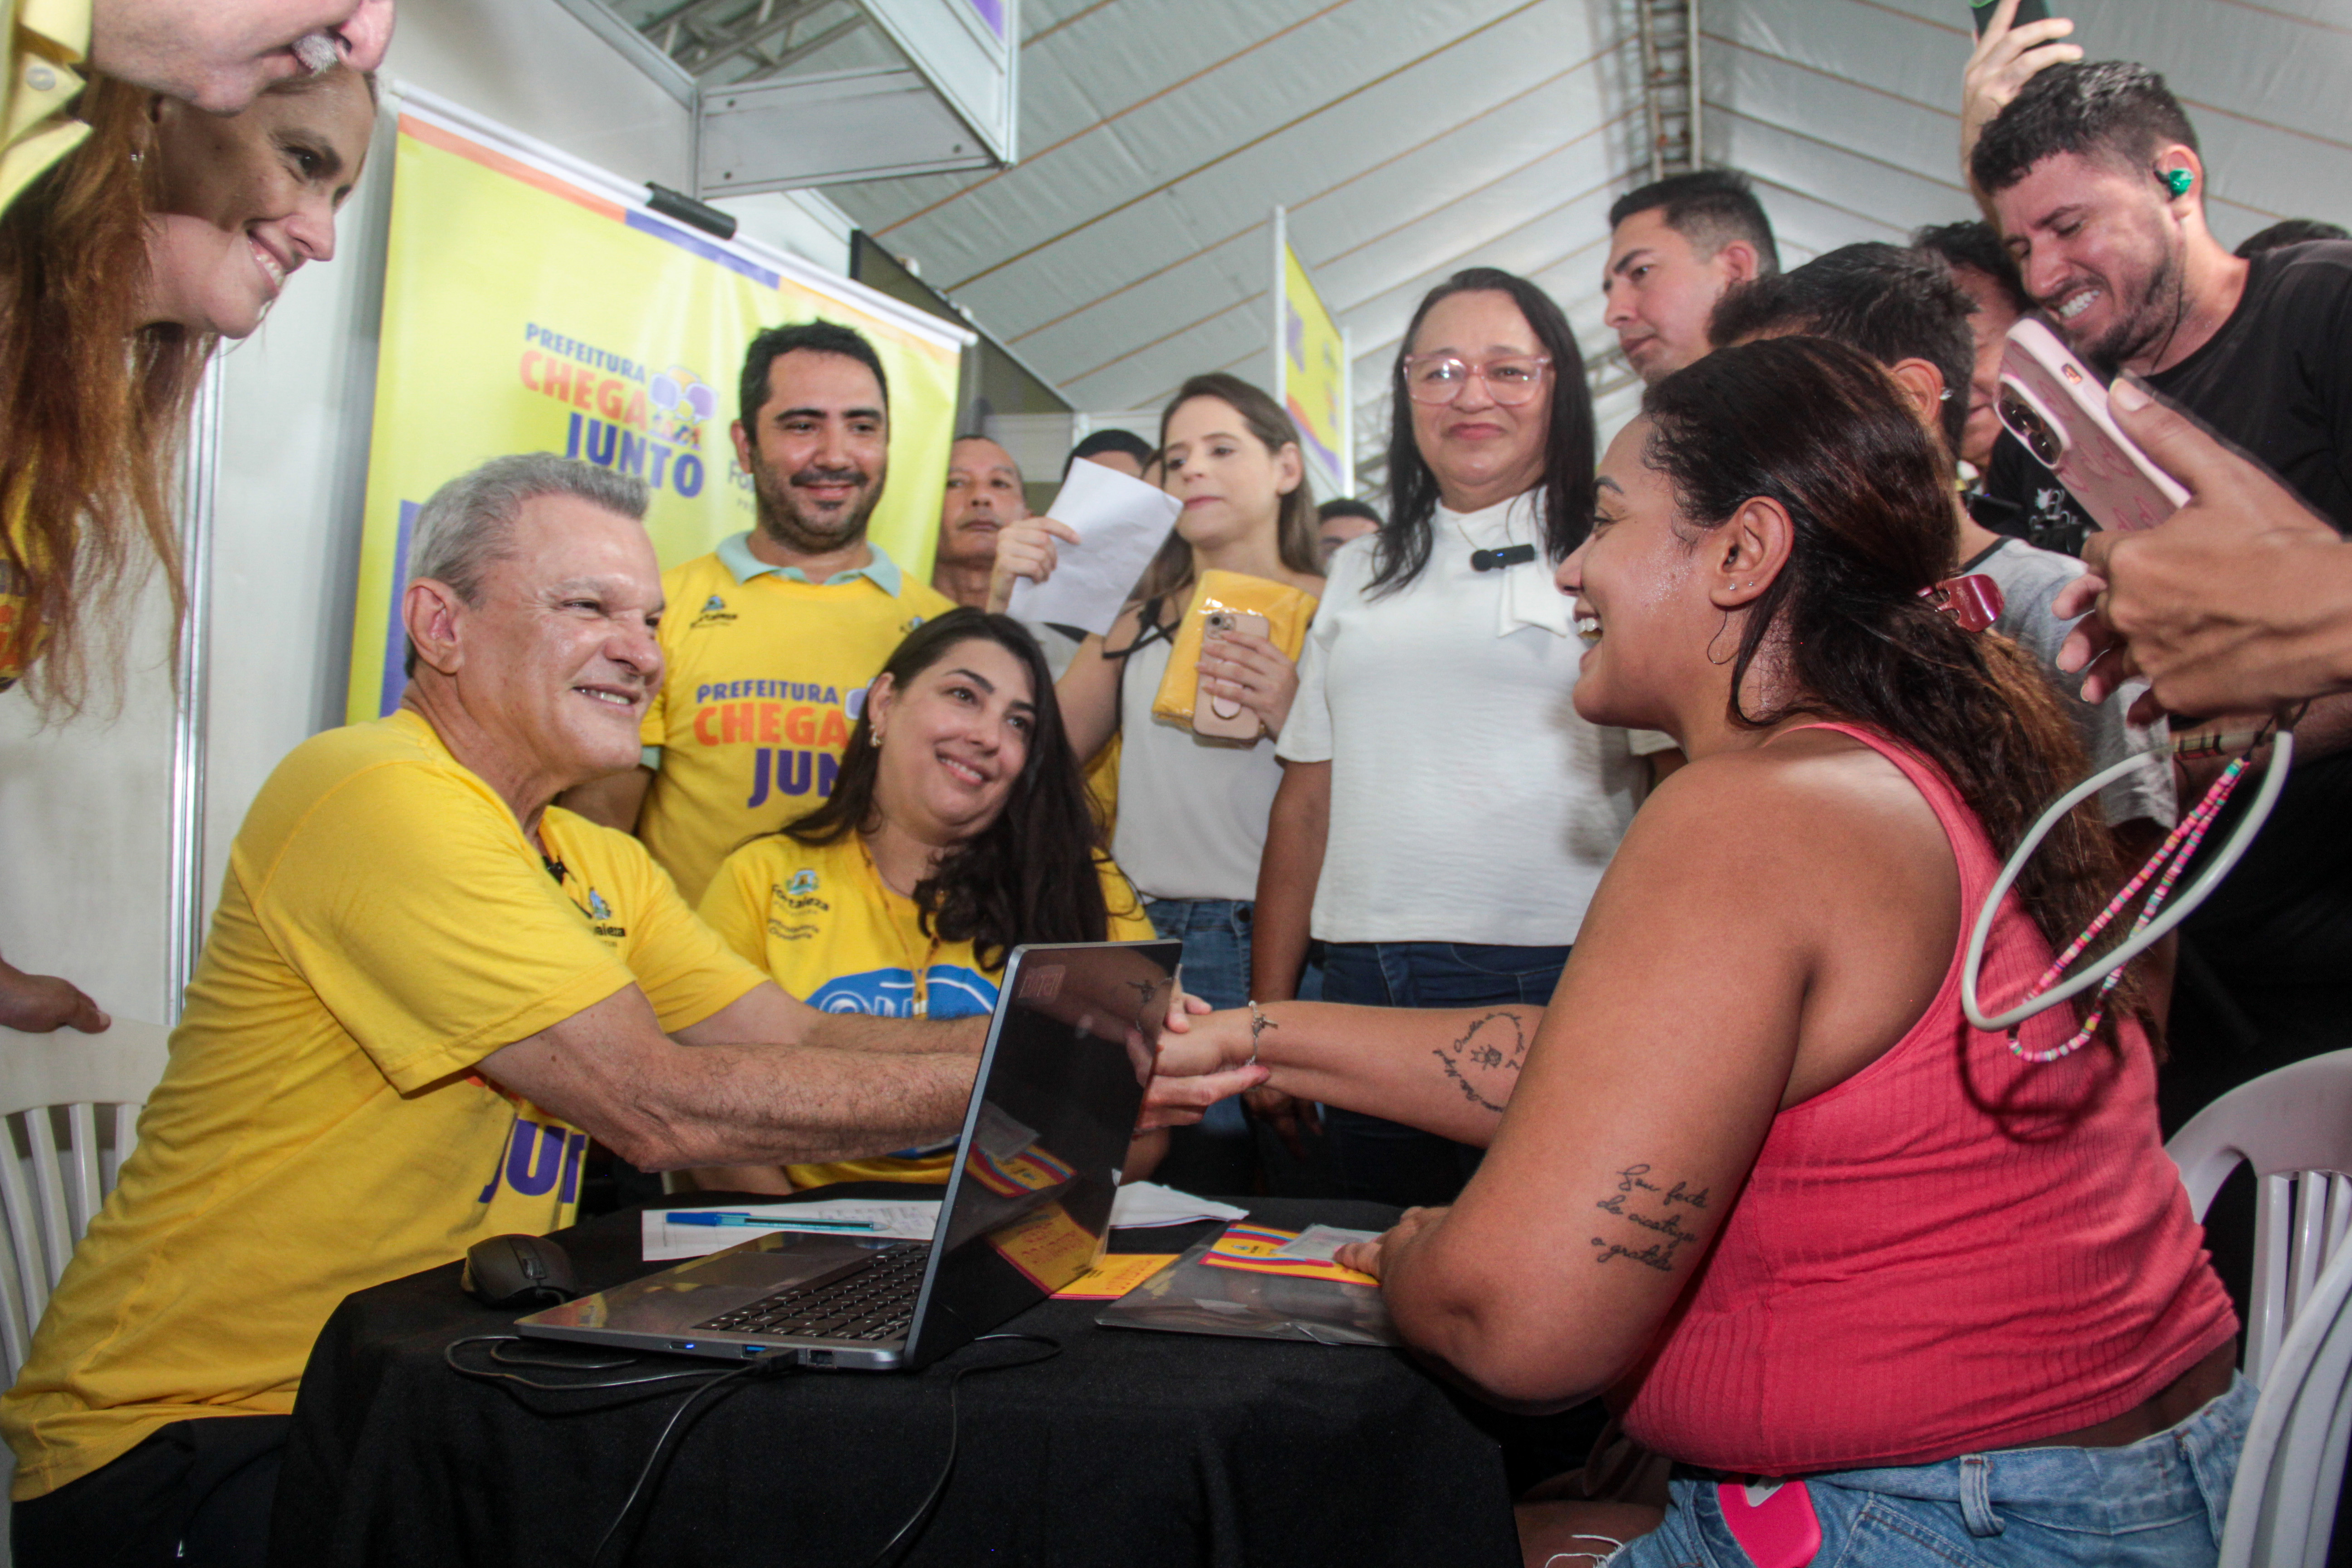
[1642,336,2135,1027]
[783,609,1112,970]
[1371,268,1595,597]
[1130,372,1321,607]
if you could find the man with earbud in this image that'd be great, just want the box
[1972,61,2352,1133]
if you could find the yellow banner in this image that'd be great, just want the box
[1280,238,1349,495]
[348,97,966,723]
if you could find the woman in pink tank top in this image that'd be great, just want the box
[1159,337,2242,1567]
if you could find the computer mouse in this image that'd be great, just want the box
[462,1233,581,1309]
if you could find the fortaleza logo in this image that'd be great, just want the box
[690,680,870,809]
[787,869,818,897]
[570,884,626,941]
[519,323,714,497]
[691,593,735,629]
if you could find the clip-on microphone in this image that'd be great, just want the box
[1470,544,1536,572]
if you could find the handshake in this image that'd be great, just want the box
[1137,996,1268,1130]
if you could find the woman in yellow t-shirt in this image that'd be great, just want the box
[694,608,1157,1191]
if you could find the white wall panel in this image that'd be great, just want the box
[0,601,177,1024]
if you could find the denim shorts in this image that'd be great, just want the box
[1610,1374,2253,1568]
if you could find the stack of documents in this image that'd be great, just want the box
[641,1183,1245,1260]
[1107,1181,1249,1229]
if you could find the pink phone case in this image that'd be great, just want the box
[1193,611,1269,739]
[1997,319,2187,534]
[1717,1480,1822,1568]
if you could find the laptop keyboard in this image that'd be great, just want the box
[691,1243,929,1342]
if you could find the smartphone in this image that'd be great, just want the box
[1193,610,1269,739]
[1996,318,2187,533]
[1971,0,2050,36]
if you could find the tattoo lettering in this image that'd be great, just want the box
[1429,1011,1531,1114]
[1665,1180,1710,1210]
[1590,1239,1688,1272]
[1588,1164,1710,1274]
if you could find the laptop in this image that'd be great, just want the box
[516,939,1181,1372]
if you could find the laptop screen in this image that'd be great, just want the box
[903,940,1181,1365]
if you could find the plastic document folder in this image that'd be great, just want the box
[1094,1224,1398,1346]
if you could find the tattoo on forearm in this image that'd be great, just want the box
[1589,1163,1711,1274]
[1429,1011,1530,1113]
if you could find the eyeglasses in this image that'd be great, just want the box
[1402,354,1553,406]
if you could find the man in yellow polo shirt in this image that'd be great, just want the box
[4,0,397,222]
[0,454,990,1565]
[563,321,955,906]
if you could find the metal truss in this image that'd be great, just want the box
[1636,0,1701,183]
[619,0,871,85]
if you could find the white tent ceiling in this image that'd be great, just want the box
[818,0,2352,494]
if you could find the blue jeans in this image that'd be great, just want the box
[1318,940,1569,1209]
[1145,898,1260,1137]
[1617,1374,2254,1568]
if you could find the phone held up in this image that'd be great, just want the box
[1193,610,1269,740]
[1970,0,2050,36]
[1996,318,2187,534]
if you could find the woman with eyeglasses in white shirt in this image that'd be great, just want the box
[1249,267,1653,1210]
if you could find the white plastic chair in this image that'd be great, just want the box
[2213,1237,2352,1568]
[2167,1049,2352,1568]
[0,1020,172,1382]
[0,1019,170,1566]
[2169,1048,2352,1388]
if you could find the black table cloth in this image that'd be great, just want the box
[269,1191,1520,1567]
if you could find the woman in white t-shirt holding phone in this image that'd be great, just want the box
[1253,267,1651,1209]
[988,374,1324,1190]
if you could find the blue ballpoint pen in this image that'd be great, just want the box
[668,1211,878,1230]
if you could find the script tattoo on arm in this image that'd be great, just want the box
[1589,1163,1712,1273]
[1429,1011,1531,1114]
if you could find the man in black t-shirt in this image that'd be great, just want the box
[1975,62,2352,1130]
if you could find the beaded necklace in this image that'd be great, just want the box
[2005,720,2277,1063]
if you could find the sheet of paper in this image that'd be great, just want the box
[1052,1253,1179,1300]
[1109,1181,1249,1230]
[1005,460,1182,637]
[1270,1224,1381,1263]
[642,1198,943,1261]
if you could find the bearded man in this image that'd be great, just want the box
[1975,60,2352,1129]
[560,322,954,903]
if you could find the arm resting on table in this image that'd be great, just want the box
[481,982,979,1171]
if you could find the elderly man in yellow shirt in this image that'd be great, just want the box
[0,453,1252,1566]
[3,0,395,223]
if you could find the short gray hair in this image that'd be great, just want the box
[407,454,649,606]
[403,456,648,677]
